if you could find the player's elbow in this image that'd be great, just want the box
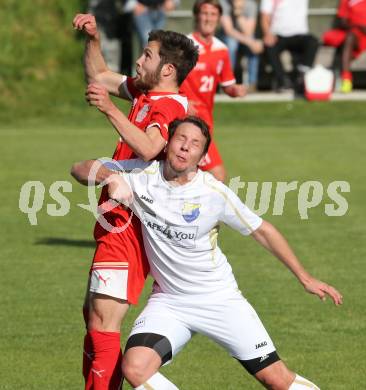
[70,162,89,185]
[139,144,162,162]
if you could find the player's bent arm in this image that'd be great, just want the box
[71,160,112,185]
[105,106,166,161]
[251,221,343,305]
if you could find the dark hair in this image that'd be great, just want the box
[148,30,199,86]
[168,116,211,156]
[193,0,223,17]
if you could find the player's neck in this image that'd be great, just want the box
[163,163,198,186]
[194,31,213,45]
[149,83,179,93]
[149,78,179,94]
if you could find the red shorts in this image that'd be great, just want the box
[91,211,149,305]
[323,28,366,58]
[198,139,223,171]
[352,27,366,57]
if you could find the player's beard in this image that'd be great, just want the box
[135,64,162,91]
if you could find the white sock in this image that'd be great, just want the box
[134,372,179,390]
[289,374,320,389]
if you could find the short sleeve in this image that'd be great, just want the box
[217,183,263,236]
[219,49,236,86]
[147,97,187,140]
[121,76,141,101]
[260,0,274,14]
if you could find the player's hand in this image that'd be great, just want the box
[106,173,133,205]
[163,0,176,11]
[302,277,343,306]
[86,83,115,114]
[225,84,246,98]
[73,13,98,38]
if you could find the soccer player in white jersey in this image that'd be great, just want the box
[72,116,343,390]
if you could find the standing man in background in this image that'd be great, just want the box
[73,13,198,390]
[260,0,318,94]
[180,0,246,182]
[337,0,366,93]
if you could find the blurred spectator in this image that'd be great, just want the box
[337,0,366,93]
[260,0,318,94]
[220,0,263,91]
[88,0,133,74]
[132,0,178,49]
[180,0,245,181]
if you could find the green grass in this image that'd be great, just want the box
[1,101,365,389]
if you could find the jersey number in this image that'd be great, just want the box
[199,76,215,92]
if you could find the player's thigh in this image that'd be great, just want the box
[127,300,193,362]
[199,297,276,361]
[88,291,129,331]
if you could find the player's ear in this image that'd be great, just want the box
[161,63,176,79]
[198,153,207,167]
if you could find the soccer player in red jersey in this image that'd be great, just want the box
[72,13,198,390]
[337,0,366,92]
[180,0,246,182]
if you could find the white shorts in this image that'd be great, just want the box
[89,267,129,300]
[128,292,276,361]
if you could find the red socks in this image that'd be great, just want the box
[83,330,123,390]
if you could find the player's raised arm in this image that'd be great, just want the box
[251,221,343,306]
[73,13,128,99]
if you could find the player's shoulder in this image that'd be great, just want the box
[151,93,188,113]
[211,36,230,52]
[200,170,231,200]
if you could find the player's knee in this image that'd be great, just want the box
[122,354,147,385]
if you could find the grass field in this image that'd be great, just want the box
[1,101,365,389]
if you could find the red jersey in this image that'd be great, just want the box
[338,0,366,26]
[96,76,188,229]
[92,77,188,304]
[180,33,235,130]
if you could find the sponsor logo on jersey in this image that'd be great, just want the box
[143,212,198,248]
[136,103,150,123]
[140,194,153,204]
[216,60,224,75]
[182,202,201,223]
[255,341,268,349]
[195,62,207,71]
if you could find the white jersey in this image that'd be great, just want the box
[260,0,309,37]
[105,159,262,297]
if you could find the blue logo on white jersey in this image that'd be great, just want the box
[182,203,201,223]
